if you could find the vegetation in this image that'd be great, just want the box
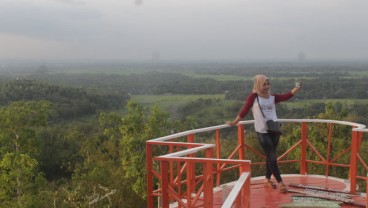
[0,61,367,207]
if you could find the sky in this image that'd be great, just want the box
[0,0,367,62]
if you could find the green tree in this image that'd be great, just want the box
[120,100,171,199]
[0,100,51,207]
[53,102,173,207]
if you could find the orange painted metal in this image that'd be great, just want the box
[161,161,169,208]
[244,143,265,159]
[169,145,174,183]
[222,172,251,208]
[243,173,251,208]
[357,155,368,171]
[350,130,359,194]
[146,143,154,208]
[155,156,250,208]
[237,124,245,173]
[307,139,327,162]
[203,149,214,207]
[186,160,193,207]
[215,129,221,187]
[148,132,251,208]
[300,122,308,175]
[146,120,368,208]
[326,123,333,176]
[278,141,301,162]
[331,147,352,163]
[187,133,196,206]
[176,146,182,207]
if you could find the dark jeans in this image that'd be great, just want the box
[257,132,283,182]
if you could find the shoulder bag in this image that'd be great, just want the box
[256,95,283,135]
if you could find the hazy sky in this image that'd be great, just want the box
[0,0,367,62]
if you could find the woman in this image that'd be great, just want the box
[227,74,303,193]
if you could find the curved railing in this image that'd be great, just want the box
[146,119,368,208]
[146,123,251,208]
[278,119,366,192]
[352,128,368,208]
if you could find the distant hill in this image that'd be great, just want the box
[0,79,128,121]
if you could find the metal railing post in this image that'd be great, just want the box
[146,143,154,208]
[300,122,308,175]
[350,130,359,193]
[203,148,214,208]
[161,161,169,208]
[216,129,221,186]
[237,125,245,174]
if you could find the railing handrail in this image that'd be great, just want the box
[156,143,215,158]
[278,118,366,130]
[353,128,368,132]
[222,172,251,208]
[149,119,366,142]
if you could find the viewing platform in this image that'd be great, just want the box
[146,119,368,208]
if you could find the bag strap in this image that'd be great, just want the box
[256,95,266,119]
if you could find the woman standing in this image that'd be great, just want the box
[227,74,303,193]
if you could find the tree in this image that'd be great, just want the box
[120,100,171,199]
[0,100,51,206]
[52,102,172,207]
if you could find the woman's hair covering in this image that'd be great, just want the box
[252,74,269,97]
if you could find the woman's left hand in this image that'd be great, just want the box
[292,82,303,94]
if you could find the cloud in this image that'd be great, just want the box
[0,1,104,41]
[0,0,367,61]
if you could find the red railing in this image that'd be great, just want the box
[221,172,251,208]
[277,119,367,194]
[146,124,252,208]
[353,128,368,208]
[146,119,368,208]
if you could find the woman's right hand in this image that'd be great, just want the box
[226,121,235,126]
[226,116,241,126]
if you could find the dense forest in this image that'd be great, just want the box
[0,61,368,207]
